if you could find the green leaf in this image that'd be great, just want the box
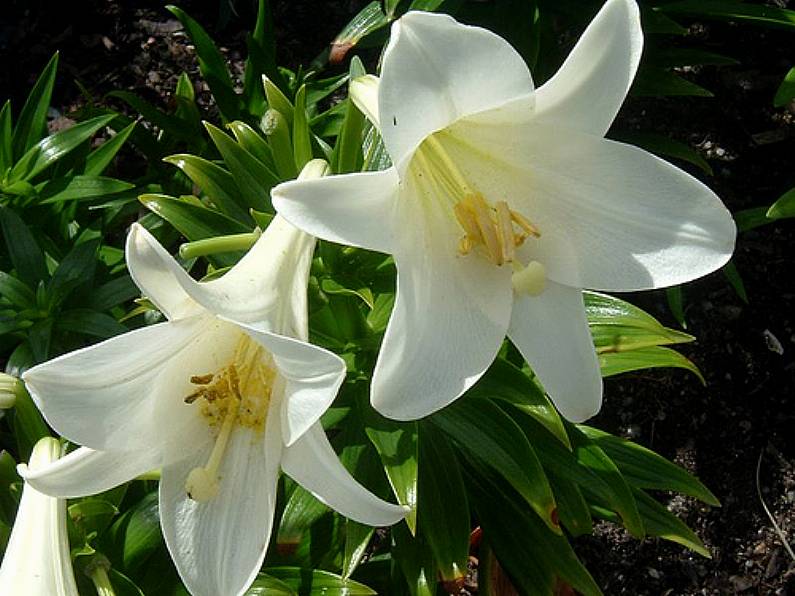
[88,276,139,311]
[107,91,189,141]
[163,153,251,223]
[734,206,771,232]
[68,498,119,529]
[566,425,644,538]
[363,412,417,533]
[633,489,711,557]
[266,110,298,179]
[9,114,116,183]
[548,472,593,536]
[767,187,795,219]
[264,78,294,127]
[469,357,571,448]
[204,122,277,211]
[647,48,738,69]
[417,425,469,582]
[585,291,695,354]
[264,567,376,596]
[166,5,241,121]
[615,131,712,175]
[0,206,48,287]
[659,1,795,31]
[107,491,163,573]
[598,345,704,382]
[774,66,795,107]
[107,569,146,596]
[722,261,748,304]
[0,100,13,173]
[242,0,278,116]
[0,451,20,526]
[227,121,277,173]
[10,383,50,461]
[0,271,36,309]
[277,483,330,548]
[48,238,100,302]
[292,85,313,171]
[467,468,602,596]
[57,309,127,338]
[342,521,374,579]
[84,121,136,176]
[431,398,559,533]
[391,523,436,596]
[246,573,298,596]
[666,285,687,328]
[330,2,389,64]
[331,62,366,175]
[139,194,250,240]
[579,426,719,506]
[12,52,58,160]
[632,68,713,97]
[38,175,134,203]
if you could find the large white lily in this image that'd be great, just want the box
[272,0,736,423]
[19,160,407,596]
[0,437,79,596]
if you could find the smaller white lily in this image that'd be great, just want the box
[19,160,407,596]
[0,437,79,596]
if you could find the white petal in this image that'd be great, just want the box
[0,438,79,596]
[534,0,642,136]
[440,119,736,291]
[371,186,513,420]
[130,219,315,327]
[22,317,205,450]
[350,74,380,127]
[194,216,316,329]
[509,282,603,422]
[282,424,407,526]
[160,422,282,596]
[126,223,198,320]
[19,446,162,499]
[273,168,400,255]
[379,11,534,166]
[233,321,346,447]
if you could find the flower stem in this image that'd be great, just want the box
[86,556,116,596]
[179,229,261,260]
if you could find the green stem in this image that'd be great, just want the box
[87,561,116,596]
[179,229,261,259]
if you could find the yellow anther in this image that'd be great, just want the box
[512,261,547,296]
[511,210,541,239]
[468,193,503,266]
[495,201,515,264]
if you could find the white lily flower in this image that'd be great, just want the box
[272,1,736,423]
[19,160,407,596]
[0,437,79,596]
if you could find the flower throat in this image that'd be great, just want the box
[182,335,275,502]
[412,133,546,296]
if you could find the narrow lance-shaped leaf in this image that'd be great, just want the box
[9,114,116,183]
[12,52,58,160]
[431,397,560,533]
[0,206,48,287]
[227,121,277,173]
[204,121,277,212]
[265,110,298,180]
[633,489,711,557]
[292,85,313,171]
[166,5,241,121]
[84,122,136,176]
[162,154,252,224]
[774,66,795,107]
[417,423,469,583]
[0,100,13,173]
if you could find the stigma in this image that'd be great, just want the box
[182,335,276,502]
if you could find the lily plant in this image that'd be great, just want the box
[0,437,79,596]
[20,160,407,596]
[273,0,736,423]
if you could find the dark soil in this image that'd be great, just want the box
[3,1,794,595]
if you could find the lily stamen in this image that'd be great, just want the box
[185,367,241,502]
